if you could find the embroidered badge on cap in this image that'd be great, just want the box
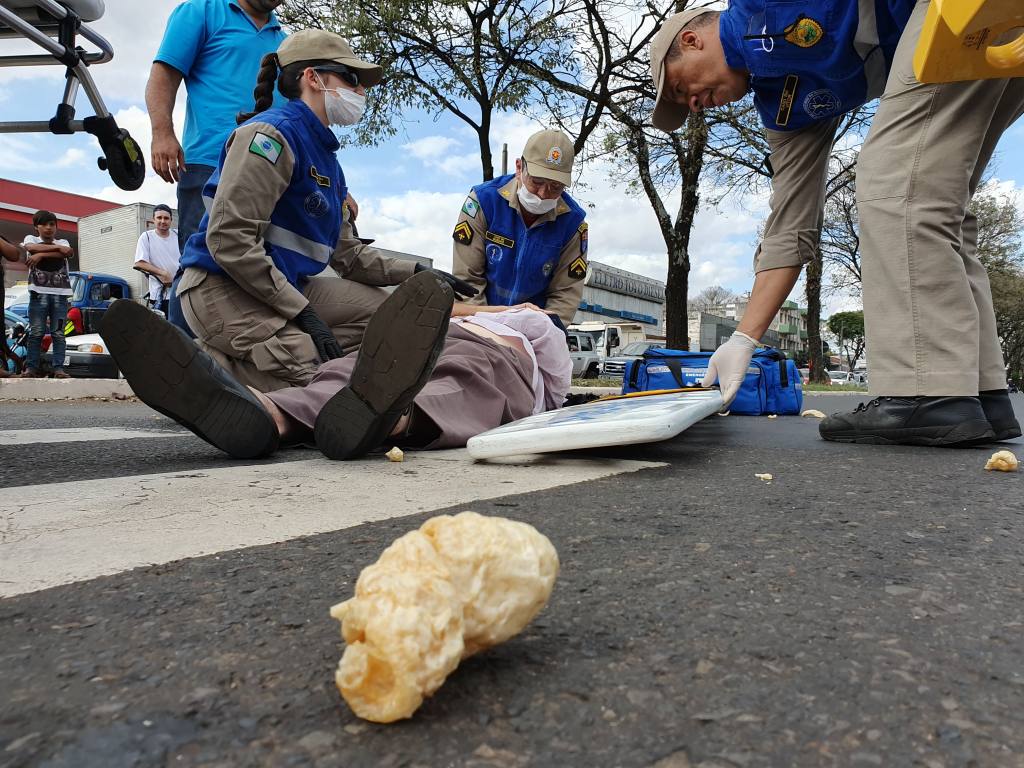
[578,222,588,256]
[776,74,799,127]
[784,16,823,48]
[310,165,331,187]
[249,132,282,165]
[568,255,588,279]
[546,146,563,165]
[453,221,473,245]
[462,197,479,218]
[485,231,515,249]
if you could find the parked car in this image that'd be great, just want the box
[567,331,601,378]
[42,331,119,379]
[828,370,854,384]
[599,341,666,379]
[4,309,28,373]
[6,271,132,334]
[798,367,810,384]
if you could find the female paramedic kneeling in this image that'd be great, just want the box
[161,29,472,393]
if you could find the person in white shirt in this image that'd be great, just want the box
[133,204,181,315]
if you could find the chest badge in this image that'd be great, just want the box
[784,16,823,48]
[310,165,331,187]
[568,256,588,280]
[776,74,799,127]
[485,231,515,249]
[542,261,554,276]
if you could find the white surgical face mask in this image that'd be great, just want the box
[517,183,558,214]
[315,73,366,127]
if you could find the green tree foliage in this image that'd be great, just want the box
[826,310,865,371]
[280,0,575,180]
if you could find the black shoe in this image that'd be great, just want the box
[979,389,1022,441]
[99,300,278,459]
[314,271,454,460]
[818,396,996,447]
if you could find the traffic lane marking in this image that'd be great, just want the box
[0,451,663,597]
[0,427,186,445]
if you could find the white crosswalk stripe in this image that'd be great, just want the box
[0,429,663,597]
[0,427,187,445]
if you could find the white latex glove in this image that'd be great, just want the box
[701,331,758,406]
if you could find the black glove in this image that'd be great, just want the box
[414,263,478,299]
[294,305,344,363]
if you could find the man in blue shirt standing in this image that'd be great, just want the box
[649,1,1022,447]
[146,0,286,252]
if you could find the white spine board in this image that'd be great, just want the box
[466,390,724,459]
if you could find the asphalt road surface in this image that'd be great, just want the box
[1,394,1022,768]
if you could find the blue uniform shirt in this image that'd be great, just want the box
[474,175,586,308]
[180,99,347,291]
[155,0,286,167]
[719,0,916,131]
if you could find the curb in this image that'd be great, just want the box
[0,378,135,401]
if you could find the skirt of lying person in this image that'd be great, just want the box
[265,323,537,450]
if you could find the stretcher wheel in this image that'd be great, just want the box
[97,131,145,191]
[84,114,146,191]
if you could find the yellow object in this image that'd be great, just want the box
[755,473,773,482]
[984,450,1018,472]
[914,0,1024,83]
[384,446,404,462]
[330,512,559,722]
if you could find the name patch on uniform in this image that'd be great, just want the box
[485,231,515,249]
[568,256,588,279]
[784,16,823,48]
[776,74,799,127]
[453,221,473,245]
[310,165,331,187]
[462,197,479,218]
[249,132,282,165]
[578,222,589,256]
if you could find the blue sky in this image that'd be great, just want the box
[3,0,1023,313]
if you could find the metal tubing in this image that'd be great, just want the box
[0,120,86,133]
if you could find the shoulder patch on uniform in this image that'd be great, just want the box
[568,255,588,279]
[453,221,473,245]
[784,16,823,48]
[579,222,589,256]
[776,74,799,128]
[249,132,283,165]
[310,165,331,187]
[462,197,479,218]
[485,231,515,249]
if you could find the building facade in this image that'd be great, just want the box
[710,295,808,355]
[573,261,665,335]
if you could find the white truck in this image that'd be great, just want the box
[77,202,171,302]
[567,321,649,360]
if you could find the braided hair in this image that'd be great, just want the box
[236,53,338,124]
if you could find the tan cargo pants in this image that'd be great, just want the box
[857,0,1024,395]
[178,268,392,392]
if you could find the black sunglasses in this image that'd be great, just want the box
[314,65,360,89]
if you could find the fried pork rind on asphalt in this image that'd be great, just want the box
[984,450,1018,472]
[330,511,559,722]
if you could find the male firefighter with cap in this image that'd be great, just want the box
[649,3,1021,447]
[452,129,589,326]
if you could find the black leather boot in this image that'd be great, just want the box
[819,396,995,447]
[314,271,454,460]
[100,300,278,459]
[979,389,1022,441]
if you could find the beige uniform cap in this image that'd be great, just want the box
[521,129,575,187]
[277,29,383,88]
[649,8,711,132]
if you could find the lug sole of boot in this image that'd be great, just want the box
[100,301,277,459]
[314,272,453,460]
[991,421,1022,441]
[820,419,996,447]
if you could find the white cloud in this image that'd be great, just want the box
[401,135,480,178]
[355,190,468,272]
